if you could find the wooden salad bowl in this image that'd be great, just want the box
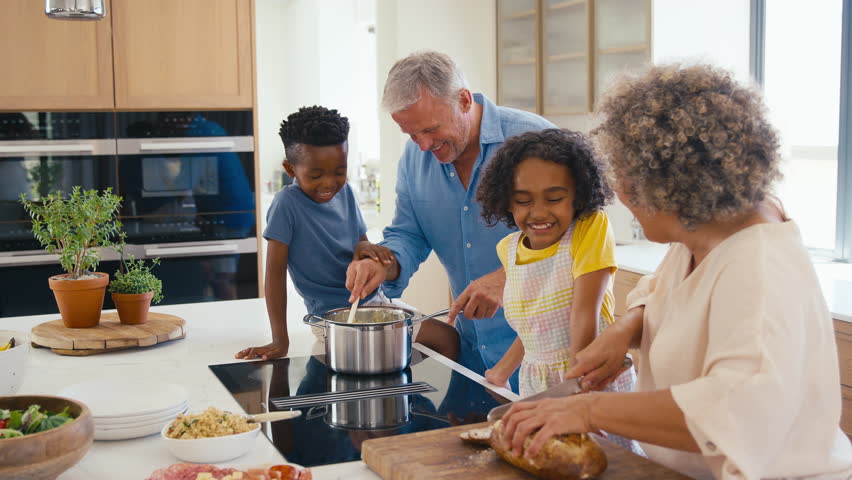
[0,395,94,480]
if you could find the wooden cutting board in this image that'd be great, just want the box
[362,422,691,479]
[30,312,185,356]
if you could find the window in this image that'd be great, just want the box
[761,0,844,254]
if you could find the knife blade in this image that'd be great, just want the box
[485,356,634,422]
[486,377,583,422]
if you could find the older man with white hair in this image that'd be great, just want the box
[346,51,554,390]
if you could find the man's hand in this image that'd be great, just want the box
[354,241,395,265]
[448,268,506,323]
[346,258,388,303]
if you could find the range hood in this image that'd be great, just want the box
[45,0,106,20]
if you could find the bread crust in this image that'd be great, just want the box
[460,422,607,480]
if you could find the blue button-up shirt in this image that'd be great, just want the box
[381,93,555,378]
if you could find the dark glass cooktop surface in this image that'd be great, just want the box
[209,351,509,468]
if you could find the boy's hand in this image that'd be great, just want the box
[354,241,395,265]
[235,339,289,361]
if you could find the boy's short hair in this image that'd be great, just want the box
[279,106,350,163]
[477,129,613,229]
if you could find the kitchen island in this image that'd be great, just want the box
[6,298,516,480]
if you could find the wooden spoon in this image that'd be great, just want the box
[247,410,302,423]
[346,299,359,324]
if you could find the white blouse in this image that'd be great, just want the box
[626,221,852,480]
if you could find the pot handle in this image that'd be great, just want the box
[306,404,328,420]
[408,308,460,325]
[303,313,327,328]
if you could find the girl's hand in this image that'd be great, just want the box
[565,319,635,391]
[235,340,289,360]
[354,241,395,265]
[500,394,595,459]
[485,368,511,389]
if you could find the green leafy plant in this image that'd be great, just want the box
[19,186,122,279]
[109,254,164,304]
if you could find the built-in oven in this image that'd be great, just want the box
[114,110,259,307]
[0,111,118,316]
[0,111,259,317]
[116,110,256,244]
[0,112,117,251]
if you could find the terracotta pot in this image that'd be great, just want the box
[111,291,154,325]
[48,272,109,328]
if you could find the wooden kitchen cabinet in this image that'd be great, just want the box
[111,0,253,109]
[835,319,852,438]
[613,268,643,318]
[497,0,650,116]
[0,0,115,110]
[0,0,253,111]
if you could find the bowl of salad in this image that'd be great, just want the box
[0,330,29,396]
[0,395,94,480]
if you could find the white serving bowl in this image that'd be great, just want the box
[160,418,261,463]
[0,331,30,396]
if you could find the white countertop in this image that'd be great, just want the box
[615,242,852,323]
[6,297,385,480]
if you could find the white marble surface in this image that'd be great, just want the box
[5,297,386,480]
[615,242,852,323]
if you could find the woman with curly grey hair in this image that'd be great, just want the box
[500,64,852,479]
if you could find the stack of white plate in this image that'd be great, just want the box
[58,379,188,441]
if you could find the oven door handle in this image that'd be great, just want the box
[0,253,61,265]
[138,141,236,152]
[0,144,95,154]
[144,244,240,257]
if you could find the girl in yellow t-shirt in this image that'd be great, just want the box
[476,129,639,451]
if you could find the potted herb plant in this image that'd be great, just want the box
[20,187,122,328]
[109,253,163,325]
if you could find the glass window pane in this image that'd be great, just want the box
[764,0,842,251]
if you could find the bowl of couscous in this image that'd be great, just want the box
[161,407,261,463]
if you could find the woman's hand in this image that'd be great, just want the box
[567,307,642,391]
[500,394,595,459]
[235,340,289,360]
[354,241,395,265]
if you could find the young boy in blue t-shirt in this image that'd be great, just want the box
[235,106,458,361]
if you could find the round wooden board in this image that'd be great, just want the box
[30,312,186,356]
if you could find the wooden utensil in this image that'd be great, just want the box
[362,422,691,479]
[247,410,302,423]
[346,300,359,324]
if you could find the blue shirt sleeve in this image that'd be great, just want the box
[263,190,295,246]
[380,150,433,298]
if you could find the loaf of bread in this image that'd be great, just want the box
[460,421,607,480]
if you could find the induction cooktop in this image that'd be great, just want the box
[209,349,509,468]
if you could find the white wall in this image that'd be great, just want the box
[255,0,377,195]
[652,0,751,84]
[254,0,291,195]
[374,1,497,313]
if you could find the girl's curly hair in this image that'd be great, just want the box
[592,63,782,230]
[477,128,613,229]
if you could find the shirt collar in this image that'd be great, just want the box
[475,93,504,146]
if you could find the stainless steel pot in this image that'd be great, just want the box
[303,306,450,375]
